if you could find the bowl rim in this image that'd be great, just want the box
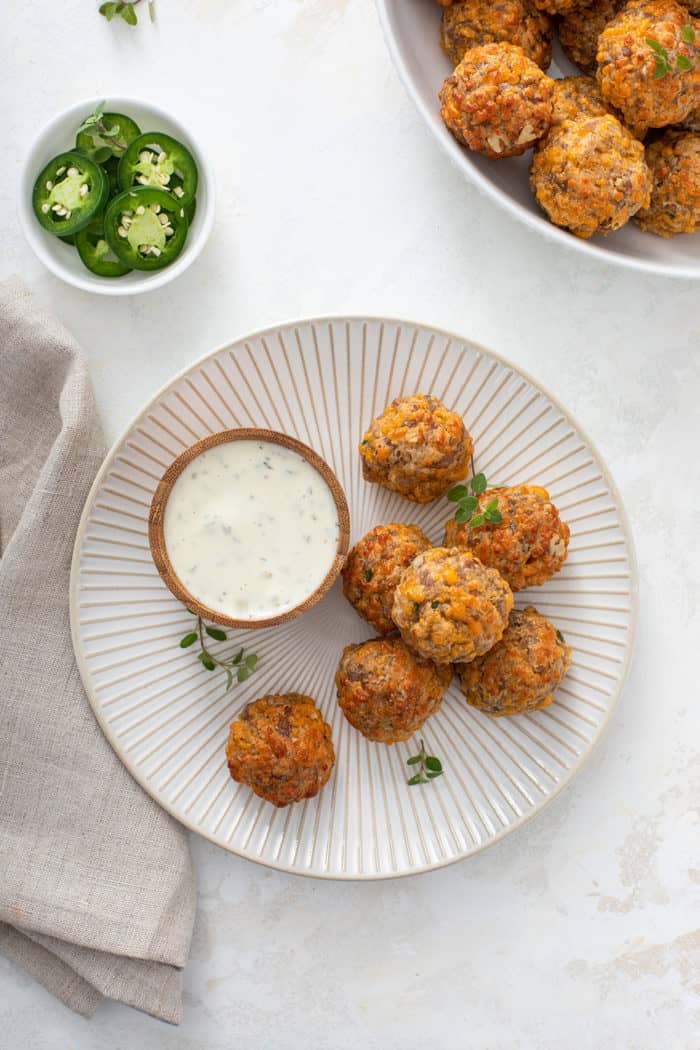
[375,0,700,280]
[148,427,351,629]
[18,94,215,296]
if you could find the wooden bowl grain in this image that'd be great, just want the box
[149,428,350,628]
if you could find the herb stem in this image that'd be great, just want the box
[197,615,231,670]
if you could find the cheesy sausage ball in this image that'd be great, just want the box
[549,75,644,138]
[680,103,700,129]
[530,114,652,237]
[359,394,473,503]
[549,75,620,126]
[597,0,700,129]
[456,606,572,716]
[341,523,432,634]
[531,0,587,14]
[225,694,334,807]
[392,547,513,665]
[439,42,554,159]
[558,0,626,74]
[444,485,570,590]
[335,637,452,743]
[635,129,700,234]
[440,0,553,71]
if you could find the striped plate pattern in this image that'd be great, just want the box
[70,318,637,879]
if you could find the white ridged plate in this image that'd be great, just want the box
[71,318,637,879]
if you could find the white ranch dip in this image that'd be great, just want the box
[163,440,340,621]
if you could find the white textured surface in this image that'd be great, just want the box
[1,0,698,1045]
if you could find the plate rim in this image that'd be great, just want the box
[70,314,639,880]
[374,0,700,280]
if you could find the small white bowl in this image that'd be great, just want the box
[18,96,215,295]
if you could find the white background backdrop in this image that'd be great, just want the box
[1,1,698,1047]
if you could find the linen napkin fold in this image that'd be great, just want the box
[0,279,196,1023]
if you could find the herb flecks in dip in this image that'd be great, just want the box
[163,440,340,621]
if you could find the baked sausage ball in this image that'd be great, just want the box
[531,0,587,15]
[549,75,644,138]
[597,0,700,129]
[359,394,473,503]
[634,129,700,234]
[558,0,626,75]
[341,523,432,634]
[680,102,700,129]
[444,484,570,590]
[456,606,572,716]
[550,75,620,126]
[335,637,452,743]
[530,114,652,237]
[439,42,554,159]
[440,0,553,71]
[392,547,513,665]
[225,693,334,807]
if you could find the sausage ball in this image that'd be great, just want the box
[440,0,553,71]
[530,114,652,237]
[597,0,700,129]
[634,129,700,234]
[225,693,334,807]
[680,102,700,128]
[456,606,572,716]
[444,484,570,590]
[558,0,626,75]
[392,546,514,665]
[341,523,432,634]
[549,75,644,138]
[335,637,452,743]
[359,393,473,503]
[531,0,588,14]
[550,75,620,126]
[439,42,554,159]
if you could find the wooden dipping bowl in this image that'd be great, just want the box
[149,428,350,628]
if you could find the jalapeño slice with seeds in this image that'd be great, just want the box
[32,151,108,237]
[75,112,141,163]
[75,219,132,278]
[104,187,188,271]
[117,132,198,205]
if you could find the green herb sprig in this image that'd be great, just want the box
[99,0,156,26]
[447,472,503,528]
[407,740,443,786]
[180,613,258,690]
[647,26,696,78]
[76,101,128,162]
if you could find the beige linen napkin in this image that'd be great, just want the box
[0,280,196,1022]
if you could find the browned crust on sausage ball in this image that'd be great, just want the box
[596,0,700,129]
[226,693,335,807]
[532,0,588,14]
[530,114,652,237]
[335,637,452,743]
[456,606,572,716]
[392,546,514,665]
[359,394,473,503]
[341,523,432,634]
[549,75,620,125]
[549,75,646,139]
[444,485,570,590]
[558,0,626,74]
[440,0,553,70]
[439,42,554,159]
[634,129,700,234]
